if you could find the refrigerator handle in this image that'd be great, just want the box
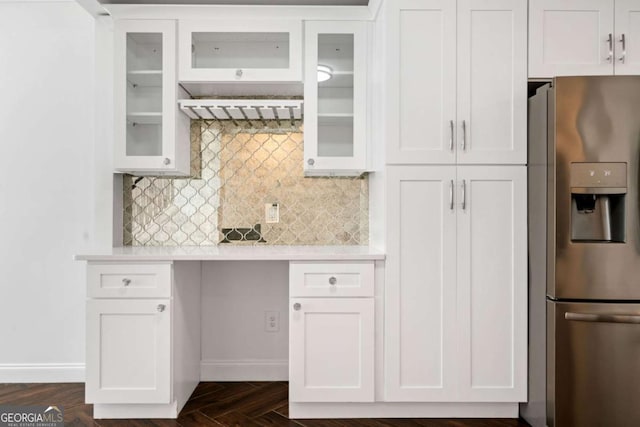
[565,312,640,324]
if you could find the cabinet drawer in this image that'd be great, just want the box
[88,262,172,298]
[289,261,374,297]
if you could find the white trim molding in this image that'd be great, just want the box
[0,363,85,383]
[200,359,288,381]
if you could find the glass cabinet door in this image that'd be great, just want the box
[304,21,368,176]
[114,20,189,176]
[178,20,302,82]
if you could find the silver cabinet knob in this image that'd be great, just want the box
[329,276,337,285]
[157,304,166,312]
[307,158,315,166]
[163,158,171,165]
[122,278,131,287]
[293,303,301,311]
[236,69,243,78]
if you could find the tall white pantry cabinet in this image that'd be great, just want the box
[383,0,528,404]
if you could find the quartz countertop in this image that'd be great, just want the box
[74,245,385,261]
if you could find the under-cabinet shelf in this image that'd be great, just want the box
[127,112,163,125]
[319,72,354,88]
[127,70,162,87]
[318,114,354,125]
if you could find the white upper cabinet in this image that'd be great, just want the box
[178,20,303,82]
[529,0,640,77]
[385,0,457,165]
[457,0,527,165]
[616,0,640,74]
[385,0,527,165]
[114,20,191,176]
[303,21,368,176]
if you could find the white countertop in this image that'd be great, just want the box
[75,245,385,261]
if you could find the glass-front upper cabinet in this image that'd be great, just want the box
[178,20,303,82]
[304,21,368,176]
[114,20,191,176]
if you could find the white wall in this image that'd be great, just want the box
[200,262,289,380]
[0,1,95,382]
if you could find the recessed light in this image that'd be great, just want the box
[317,65,333,82]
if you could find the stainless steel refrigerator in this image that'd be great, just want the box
[521,76,640,427]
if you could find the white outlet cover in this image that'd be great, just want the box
[265,203,279,224]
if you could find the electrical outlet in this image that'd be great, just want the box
[264,311,279,332]
[265,203,279,224]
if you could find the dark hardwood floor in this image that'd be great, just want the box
[0,382,531,427]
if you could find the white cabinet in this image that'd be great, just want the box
[385,0,527,165]
[85,262,201,418]
[86,299,171,404]
[114,20,191,176]
[529,0,640,77]
[303,21,368,176]
[178,20,303,83]
[289,262,374,402]
[385,166,527,402]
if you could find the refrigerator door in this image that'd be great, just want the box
[549,301,640,427]
[551,76,640,300]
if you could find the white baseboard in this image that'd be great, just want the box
[200,359,288,381]
[0,363,85,383]
[289,402,520,419]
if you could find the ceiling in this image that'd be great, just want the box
[98,0,368,5]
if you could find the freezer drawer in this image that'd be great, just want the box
[550,301,640,427]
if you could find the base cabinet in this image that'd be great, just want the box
[289,262,375,403]
[86,299,171,404]
[385,166,527,402]
[84,261,201,418]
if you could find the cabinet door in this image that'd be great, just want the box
[303,21,368,176]
[289,298,374,402]
[457,0,527,165]
[385,166,457,401]
[529,0,615,77]
[385,0,457,165]
[114,20,190,176]
[178,20,302,82]
[86,299,171,404]
[615,0,640,75]
[456,166,526,401]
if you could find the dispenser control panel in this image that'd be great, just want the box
[570,162,627,189]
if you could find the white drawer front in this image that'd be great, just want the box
[289,261,374,297]
[88,263,172,298]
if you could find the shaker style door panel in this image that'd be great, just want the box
[529,0,615,77]
[456,166,527,402]
[457,0,527,165]
[385,166,458,401]
[615,0,640,75]
[86,299,171,404]
[385,0,457,165]
[289,298,374,402]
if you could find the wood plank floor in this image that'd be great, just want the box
[0,382,531,427]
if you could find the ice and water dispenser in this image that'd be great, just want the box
[570,163,626,242]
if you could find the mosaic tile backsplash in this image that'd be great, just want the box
[123,120,369,246]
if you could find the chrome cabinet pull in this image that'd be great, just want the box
[157,304,166,313]
[293,303,301,311]
[461,120,466,151]
[328,276,337,285]
[307,158,315,166]
[449,120,454,152]
[461,179,466,210]
[565,312,640,324]
[607,33,613,62]
[619,34,626,63]
[163,157,171,165]
[449,180,454,210]
[122,278,131,287]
